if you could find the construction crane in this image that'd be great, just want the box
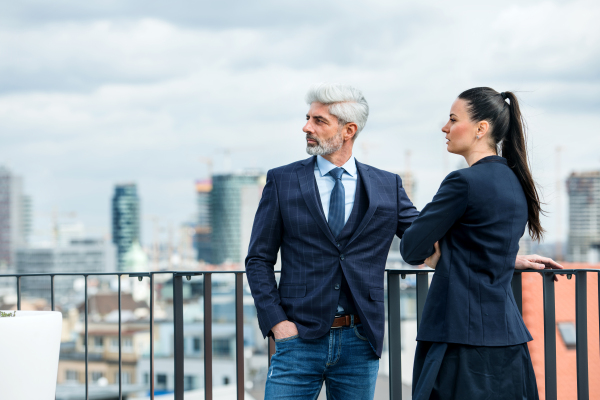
[198,157,213,179]
[555,146,564,261]
[200,146,261,176]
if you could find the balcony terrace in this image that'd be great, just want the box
[0,266,598,400]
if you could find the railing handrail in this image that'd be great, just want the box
[2,267,598,278]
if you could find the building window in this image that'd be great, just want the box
[123,337,133,352]
[213,338,231,357]
[91,371,104,382]
[156,374,168,390]
[193,337,201,353]
[93,336,103,351]
[110,337,133,353]
[66,370,78,382]
[115,372,131,384]
[144,373,149,384]
[558,322,577,349]
[184,375,196,390]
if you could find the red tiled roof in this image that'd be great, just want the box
[77,292,148,316]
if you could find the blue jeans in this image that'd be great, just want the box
[264,323,379,400]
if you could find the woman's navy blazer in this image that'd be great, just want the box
[400,156,533,346]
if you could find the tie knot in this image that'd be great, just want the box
[329,167,344,180]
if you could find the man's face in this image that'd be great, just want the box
[303,102,344,156]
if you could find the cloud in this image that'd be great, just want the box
[0,0,599,243]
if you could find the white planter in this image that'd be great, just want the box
[0,311,62,400]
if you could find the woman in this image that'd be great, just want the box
[400,87,542,399]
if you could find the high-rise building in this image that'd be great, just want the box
[194,180,212,263]
[210,173,265,265]
[0,166,31,268]
[566,171,600,262]
[111,183,140,271]
[15,238,116,307]
[398,171,415,202]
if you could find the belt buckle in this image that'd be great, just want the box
[331,315,351,329]
[331,315,344,329]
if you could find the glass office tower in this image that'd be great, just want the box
[567,171,600,262]
[194,179,212,263]
[111,183,140,271]
[210,173,264,265]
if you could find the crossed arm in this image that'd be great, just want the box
[424,243,564,279]
[396,173,564,276]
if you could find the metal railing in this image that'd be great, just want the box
[1,268,597,400]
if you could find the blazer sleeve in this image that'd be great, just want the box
[400,171,469,265]
[396,174,420,238]
[245,169,288,338]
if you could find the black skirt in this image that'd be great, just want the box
[412,341,539,400]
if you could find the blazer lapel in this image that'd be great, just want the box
[296,156,338,246]
[345,160,378,248]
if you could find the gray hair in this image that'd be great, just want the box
[305,83,369,137]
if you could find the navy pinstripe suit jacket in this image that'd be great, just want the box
[245,156,419,357]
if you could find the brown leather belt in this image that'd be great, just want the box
[331,314,360,328]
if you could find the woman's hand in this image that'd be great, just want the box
[424,242,441,269]
[515,254,564,281]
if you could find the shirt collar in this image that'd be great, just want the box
[316,155,357,177]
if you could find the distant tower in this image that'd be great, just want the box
[112,183,140,271]
[195,179,212,262]
[566,171,600,262]
[0,166,31,268]
[398,171,415,201]
[210,173,265,265]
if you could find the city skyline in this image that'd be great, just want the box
[5,161,600,257]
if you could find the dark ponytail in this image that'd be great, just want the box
[458,87,545,241]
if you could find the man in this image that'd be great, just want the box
[245,83,561,399]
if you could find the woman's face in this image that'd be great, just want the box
[441,98,478,156]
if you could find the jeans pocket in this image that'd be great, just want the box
[354,325,368,341]
[274,334,299,343]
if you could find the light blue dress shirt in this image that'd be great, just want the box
[314,155,357,225]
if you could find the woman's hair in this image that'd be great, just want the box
[458,87,544,241]
[305,83,369,138]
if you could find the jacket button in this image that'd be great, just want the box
[337,243,341,247]
[340,254,345,260]
[334,284,340,290]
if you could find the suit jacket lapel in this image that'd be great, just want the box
[345,160,378,248]
[297,156,338,246]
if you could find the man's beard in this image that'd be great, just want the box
[305,129,344,156]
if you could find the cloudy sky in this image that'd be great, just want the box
[1,0,599,245]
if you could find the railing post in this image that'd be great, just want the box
[173,275,185,400]
[118,275,122,400]
[235,273,245,400]
[387,272,402,400]
[50,275,55,311]
[204,273,213,400]
[84,275,89,400]
[16,276,21,310]
[575,271,589,400]
[511,272,523,315]
[416,273,429,329]
[150,274,155,400]
[543,272,557,400]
